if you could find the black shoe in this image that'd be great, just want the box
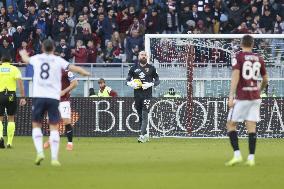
[0,138,5,149]
[6,144,12,149]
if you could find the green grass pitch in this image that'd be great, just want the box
[0,137,283,189]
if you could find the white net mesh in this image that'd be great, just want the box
[146,34,284,138]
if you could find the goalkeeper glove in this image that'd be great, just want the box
[142,82,154,90]
[127,80,138,89]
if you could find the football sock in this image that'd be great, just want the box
[0,121,3,138]
[65,124,73,143]
[32,128,43,155]
[248,133,257,158]
[228,131,240,155]
[140,110,148,135]
[7,122,15,145]
[50,130,60,161]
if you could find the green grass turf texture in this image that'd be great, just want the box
[0,137,283,189]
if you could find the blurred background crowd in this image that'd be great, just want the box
[0,0,283,64]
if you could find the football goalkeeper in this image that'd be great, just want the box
[126,51,160,143]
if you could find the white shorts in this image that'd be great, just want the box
[59,101,71,119]
[227,99,261,122]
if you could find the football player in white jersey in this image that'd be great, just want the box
[20,39,90,166]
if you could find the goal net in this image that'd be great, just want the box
[145,34,284,138]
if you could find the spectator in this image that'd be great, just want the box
[97,78,118,97]
[127,16,145,36]
[75,14,92,41]
[65,11,75,39]
[232,22,250,34]
[103,41,115,63]
[31,28,44,54]
[271,14,284,58]
[111,31,123,52]
[189,4,202,22]
[7,21,16,36]
[93,13,104,44]
[250,4,259,19]
[18,0,38,14]
[7,5,18,25]
[0,28,13,45]
[55,38,71,61]
[184,20,196,34]
[13,26,28,50]
[146,0,161,15]
[72,39,88,64]
[116,6,132,41]
[200,4,213,32]
[259,8,274,33]
[274,14,284,34]
[222,2,250,28]
[125,30,144,63]
[0,39,14,61]
[196,20,210,34]
[79,6,91,19]
[138,6,148,25]
[102,9,118,42]
[89,0,99,18]
[128,5,136,22]
[39,0,51,10]
[15,40,34,63]
[250,22,263,34]
[179,4,192,32]
[212,0,223,34]
[166,4,178,33]
[52,3,65,19]
[89,88,98,97]
[111,31,124,63]
[87,40,97,64]
[34,11,47,36]
[52,12,70,41]
[146,8,159,34]
[18,12,33,31]
[0,0,277,67]
[0,7,8,30]
[28,5,38,26]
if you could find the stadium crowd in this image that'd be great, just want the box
[0,0,283,64]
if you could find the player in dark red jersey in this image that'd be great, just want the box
[225,35,269,167]
[44,70,78,151]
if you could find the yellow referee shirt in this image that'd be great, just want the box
[0,62,22,92]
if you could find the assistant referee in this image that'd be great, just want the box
[0,54,26,148]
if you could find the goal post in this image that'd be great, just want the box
[145,34,284,138]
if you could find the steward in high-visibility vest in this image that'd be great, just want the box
[97,78,117,97]
[260,93,268,98]
[163,88,181,98]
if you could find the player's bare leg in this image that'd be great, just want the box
[63,118,73,151]
[44,119,73,151]
[32,122,45,165]
[49,124,61,166]
[0,116,5,148]
[225,121,243,166]
[245,121,257,166]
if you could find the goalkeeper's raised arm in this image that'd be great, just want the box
[125,51,160,143]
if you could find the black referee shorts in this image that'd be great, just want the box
[0,91,17,116]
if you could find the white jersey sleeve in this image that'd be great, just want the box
[59,57,70,71]
[31,54,70,100]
